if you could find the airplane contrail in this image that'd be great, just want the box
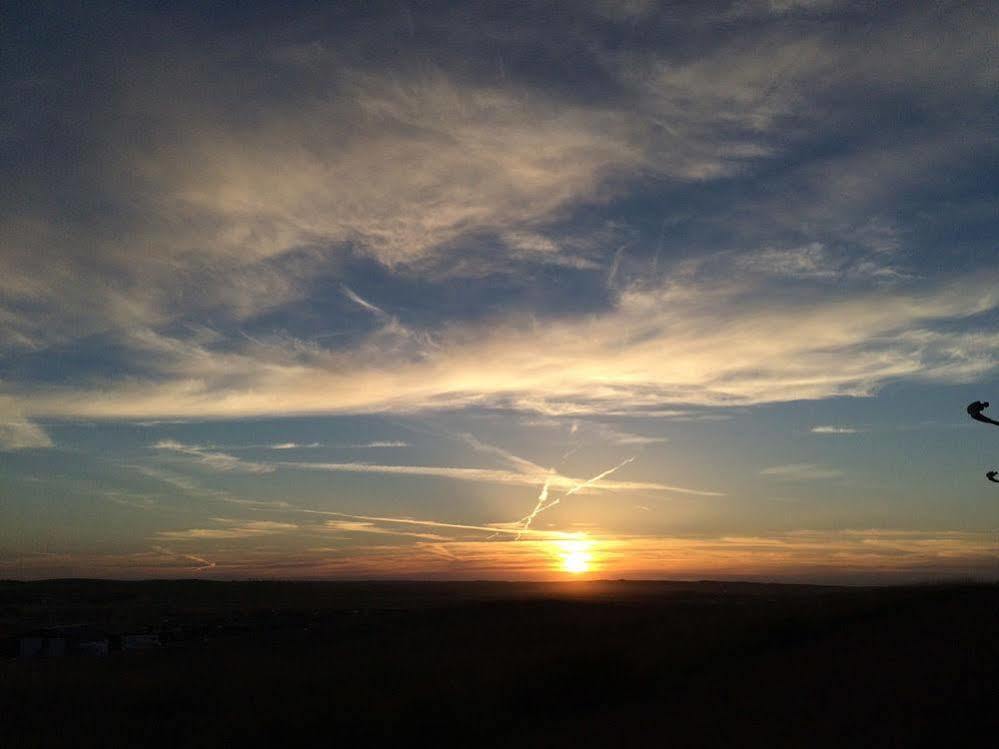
[565,456,636,498]
[302,510,568,538]
[515,475,554,540]
[514,456,637,539]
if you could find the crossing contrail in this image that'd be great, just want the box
[514,475,554,540]
[514,456,636,539]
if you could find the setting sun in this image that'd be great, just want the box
[556,539,593,575]
[563,552,589,574]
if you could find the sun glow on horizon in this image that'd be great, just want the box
[556,538,594,575]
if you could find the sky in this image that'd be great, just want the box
[2,0,998,582]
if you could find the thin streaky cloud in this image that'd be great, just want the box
[760,463,844,480]
[281,460,723,496]
[810,425,861,434]
[513,475,554,541]
[155,521,298,541]
[0,398,53,450]
[457,432,548,475]
[131,464,292,510]
[606,243,629,286]
[514,456,637,539]
[340,284,388,318]
[150,545,216,572]
[563,457,638,498]
[304,511,577,539]
[323,520,449,541]
[222,441,403,450]
[153,439,275,474]
[16,275,999,423]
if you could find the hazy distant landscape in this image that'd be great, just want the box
[3,579,998,747]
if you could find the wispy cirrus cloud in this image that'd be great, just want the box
[305,511,576,540]
[730,242,910,284]
[761,463,844,480]
[155,520,297,541]
[282,460,720,497]
[0,397,52,450]
[323,520,448,542]
[153,440,275,474]
[811,425,861,434]
[2,63,644,351]
[579,423,669,446]
[0,417,52,451]
[150,546,217,572]
[457,432,548,475]
[3,3,997,419]
[14,274,999,423]
[236,441,405,450]
[2,1,995,347]
[148,430,709,496]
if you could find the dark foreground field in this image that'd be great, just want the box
[2,580,998,747]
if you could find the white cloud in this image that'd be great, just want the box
[323,520,447,541]
[135,72,645,271]
[593,425,669,445]
[283,460,721,496]
[10,15,905,348]
[155,520,297,541]
[720,240,909,284]
[309,510,574,540]
[760,463,844,480]
[4,68,644,350]
[13,273,998,423]
[294,446,696,546]
[3,7,999,431]
[810,425,860,434]
[0,418,52,450]
[150,546,217,572]
[0,397,52,450]
[736,244,839,279]
[153,440,275,474]
[340,285,389,318]
[501,232,602,271]
[457,432,548,476]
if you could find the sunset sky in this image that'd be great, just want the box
[2,0,998,582]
